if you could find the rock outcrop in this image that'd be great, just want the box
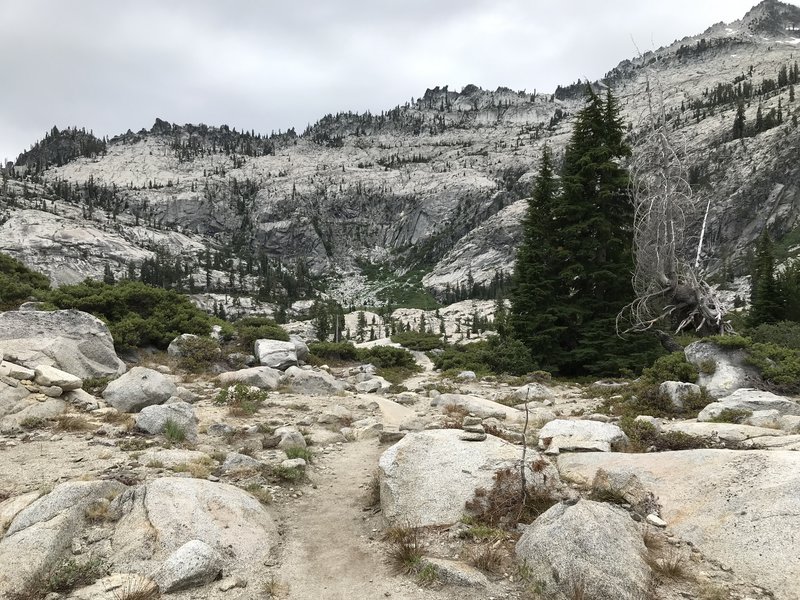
[0,309,125,379]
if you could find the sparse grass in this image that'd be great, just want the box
[11,557,108,599]
[469,544,504,573]
[118,437,151,451]
[645,547,688,579]
[459,523,506,541]
[171,459,211,479]
[101,411,135,429]
[465,467,559,528]
[210,450,227,463]
[619,417,711,453]
[284,446,313,462]
[215,383,268,417]
[271,465,305,482]
[84,500,114,523]
[112,576,160,600]
[146,460,164,469]
[82,376,112,395]
[245,483,273,505]
[366,472,381,508]
[19,416,47,430]
[385,525,425,574]
[262,574,288,598]
[698,583,729,600]
[416,563,439,586]
[55,414,92,432]
[163,418,186,443]
[568,579,587,600]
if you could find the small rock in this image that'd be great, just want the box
[41,386,63,398]
[459,432,487,442]
[34,365,82,391]
[646,514,667,528]
[281,458,307,469]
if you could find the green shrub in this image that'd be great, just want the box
[357,345,416,369]
[431,336,534,376]
[285,447,314,462]
[234,316,289,349]
[706,334,751,349]
[176,336,220,373]
[748,342,800,393]
[0,252,51,310]
[215,383,267,416]
[749,321,800,350]
[308,341,360,363]
[46,279,215,350]
[640,352,698,385]
[710,408,752,424]
[163,418,187,443]
[390,331,444,351]
[619,417,710,452]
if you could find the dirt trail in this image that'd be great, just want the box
[274,440,486,600]
[275,441,410,599]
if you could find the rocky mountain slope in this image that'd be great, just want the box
[3,0,800,305]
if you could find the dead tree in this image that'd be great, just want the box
[618,72,732,340]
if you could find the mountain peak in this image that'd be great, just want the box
[742,0,800,35]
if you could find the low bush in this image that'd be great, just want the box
[176,336,220,373]
[46,279,217,350]
[215,383,268,416]
[234,316,289,349]
[390,331,444,351]
[0,252,51,311]
[431,336,534,376]
[619,417,710,452]
[308,341,360,363]
[749,321,800,350]
[464,467,558,528]
[748,342,800,394]
[710,408,752,424]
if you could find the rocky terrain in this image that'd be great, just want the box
[2,1,800,305]
[0,307,799,599]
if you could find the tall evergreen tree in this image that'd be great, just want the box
[512,86,659,376]
[749,232,783,325]
[510,146,561,370]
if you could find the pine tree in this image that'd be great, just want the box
[510,145,561,370]
[733,102,746,139]
[749,232,784,325]
[512,87,658,376]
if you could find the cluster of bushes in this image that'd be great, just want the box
[233,316,289,348]
[308,341,416,369]
[0,253,51,310]
[390,331,444,351]
[431,336,534,376]
[46,279,223,350]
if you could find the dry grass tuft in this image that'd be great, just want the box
[385,524,425,574]
[55,414,93,432]
[469,544,504,573]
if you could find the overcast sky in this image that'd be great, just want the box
[0,0,782,163]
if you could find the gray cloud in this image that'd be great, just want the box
[0,0,779,162]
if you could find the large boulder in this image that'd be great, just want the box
[431,393,522,421]
[290,334,310,362]
[0,309,125,379]
[111,478,278,583]
[378,429,558,527]
[558,450,800,600]
[281,366,345,396]
[217,366,281,390]
[516,500,650,600]
[698,388,800,422]
[254,339,298,370]
[0,481,125,597]
[537,419,628,453]
[103,367,177,412]
[135,401,198,441]
[685,340,761,399]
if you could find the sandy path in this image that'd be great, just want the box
[274,440,488,600]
